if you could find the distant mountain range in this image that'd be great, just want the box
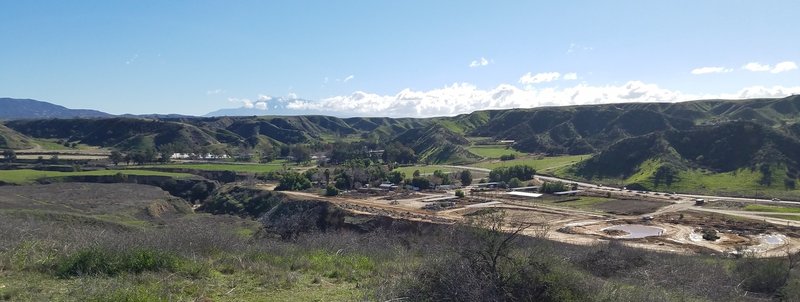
[0,98,112,120]
[0,97,342,120]
[203,97,324,117]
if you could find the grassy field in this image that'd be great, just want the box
[391,165,460,176]
[557,159,800,200]
[142,162,292,173]
[763,214,800,221]
[744,204,800,214]
[472,154,589,174]
[28,138,97,151]
[467,145,526,159]
[0,169,194,184]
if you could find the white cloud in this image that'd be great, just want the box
[691,66,732,75]
[258,94,272,101]
[469,57,490,68]
[519,72,561,84]
[287,92,298,99]
[228,98,254,109]
[771,61,798,73]
[563,73,578,80]
[283,81,800,118]
[254,102,268,110]
[206,89,224,95]
[566,43,594,54]
[343,75,355,83]
[742,61,798,73]
[743,62,772,72]
[730,85,800,99]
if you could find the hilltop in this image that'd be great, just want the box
[0,98,111,120]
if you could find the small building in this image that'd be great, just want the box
[553,190,582,196]
[505,191,543,199]
[475,182,502,188]
[378,183,399,191]
[436,184,459,190]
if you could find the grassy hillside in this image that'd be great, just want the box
[565,121,800,199]
[0,124,33,149]
[392,124,482,164]
[1,184,793,301]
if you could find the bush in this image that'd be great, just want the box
[275,172,311,191]
[540,182,567,194]
[455,190,465,198]
[325,185,339,196]
[489,165,535,183]
[500,154,516,161]
[55,248,180,277]
[508,178,524,188]
[735,258,790,294]
[701,228,719,241]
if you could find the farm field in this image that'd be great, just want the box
[140,162,292,173]
[391,165,460,176]
[0,169,194,184]
[466,145,526,159]
[472,154,588,173]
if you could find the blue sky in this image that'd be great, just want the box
[1,1,798,117]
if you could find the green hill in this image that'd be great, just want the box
[0,124,33,149]
[4,118,221,153]
[392,124,481,164]
[568,121,800,197]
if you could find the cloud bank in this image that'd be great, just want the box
[743,61,798,73]
[691,66,732,74]
[283,82,800,117]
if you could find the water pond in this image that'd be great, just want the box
[603,224,665,239]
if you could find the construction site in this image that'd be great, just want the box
[274,176,800,258]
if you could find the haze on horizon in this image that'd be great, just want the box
[1,1,799,117]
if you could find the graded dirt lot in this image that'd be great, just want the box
[591,199,670,215]
[276,186,800,257]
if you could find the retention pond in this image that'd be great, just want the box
[603,224,665,239]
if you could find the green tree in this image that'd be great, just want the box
[411,177,432,190]
[460,170,473,186]
[109,150,124,166]
[388,170,405,184]
[290,145,312,163]
[489,165,535,183]
[2,149,16,163]
[325,185,340,196]
[276,172,312,191]
[540,181,567,194]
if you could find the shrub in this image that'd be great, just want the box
[275,172,311,191]
[701,228,719,241]
[55,248,180,277]
[735,258,790,294]
[489,165,535,183]
[455,190,465,198]
[325,185,339,196]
